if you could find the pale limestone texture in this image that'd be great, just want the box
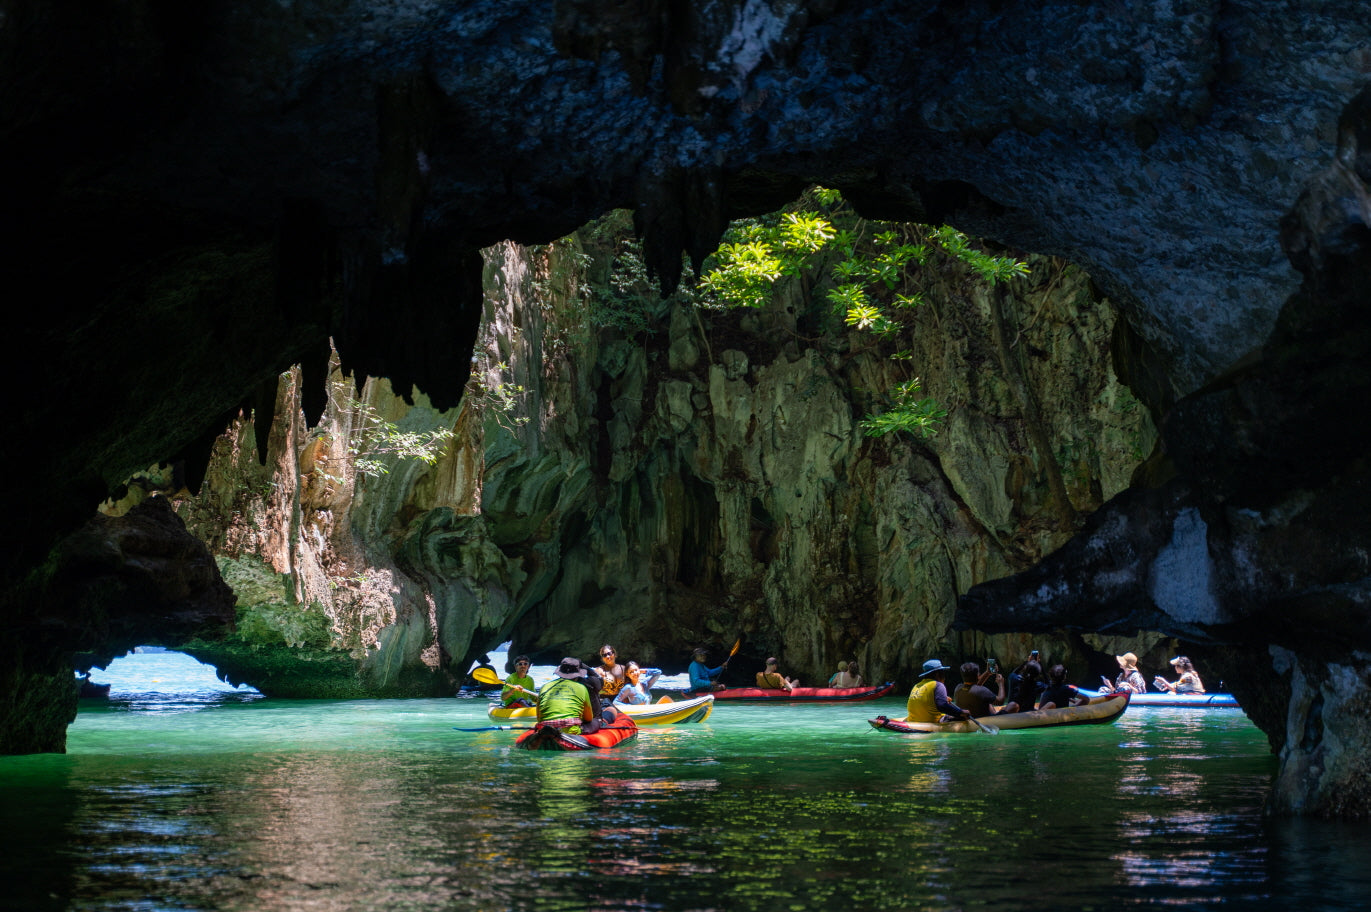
[175,225,1153,693]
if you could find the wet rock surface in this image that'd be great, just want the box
[3,1,1371,815]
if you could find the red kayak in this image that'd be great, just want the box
[683,681,896,702]
[514,713,639,751]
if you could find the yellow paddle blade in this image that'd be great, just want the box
[471,666,502,686]
[655,695,674,703]
[728,638,741,658]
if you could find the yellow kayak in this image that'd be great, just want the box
[488,694,715,726]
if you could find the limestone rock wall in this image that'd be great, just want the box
[174,219,1151,692]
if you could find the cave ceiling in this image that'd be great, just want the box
[4,0,1369,612]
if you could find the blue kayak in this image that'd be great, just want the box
[1082,688,1238,708]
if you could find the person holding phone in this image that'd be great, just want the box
[953,661,1012,715]
[1008,650,1045,711]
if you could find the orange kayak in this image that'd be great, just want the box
[514,713,639,751]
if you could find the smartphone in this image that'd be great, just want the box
[987,658,998,673]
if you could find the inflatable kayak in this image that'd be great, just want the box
[514,714,639,751]
[870,691,1130,734]
[1085,688,1238,708]
[489,694,715,726]
[683,681,896,702]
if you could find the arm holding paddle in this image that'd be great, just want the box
[470,664,539,706]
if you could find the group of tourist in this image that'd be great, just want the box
[693,649,865,693]
[494,644,869,729]
[495,644,665,735]
[904,649,1207,723]
[1106,652,1206,695]
[489,644,1207,731]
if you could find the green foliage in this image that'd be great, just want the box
[466,358,530,434]
[579,215,670,335]
[695,187,1029,439]
[859,378,949,439]
[348,400,456,477]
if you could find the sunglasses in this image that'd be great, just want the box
[601,651,615,657]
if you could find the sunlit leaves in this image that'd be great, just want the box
[347,400,456,477]
[859,378,949,439]
[931,226,1029,284]
[696,187,1030,441]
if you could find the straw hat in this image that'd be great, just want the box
[1115,652,1138,670]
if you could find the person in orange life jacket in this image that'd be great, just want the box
[537,657,619,735]
[905,659,973,723]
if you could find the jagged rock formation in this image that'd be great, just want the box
[4,1,1371,815]
[164,218,1151,695]
[963,90,1371,817]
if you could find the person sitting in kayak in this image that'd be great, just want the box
[828,661,861,688]
[537,657,619,734]
[1008,657,1045,711]
[500,655,538,708]
[905,659,973,723]
[1103,652,1147,694]
[757,657,799,691]
[1154,656,1205,694]
[953,661,1012,715]
[1037,664,1086,709]
[595,644,627,700]
[613,661,662,706]
[688,647,728,692]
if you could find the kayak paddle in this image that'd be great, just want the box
[453,725,531,732]
[968,716,1000,735]
[471,665,534,695]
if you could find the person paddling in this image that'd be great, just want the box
[904,659,972,723]
[688,646,728,692]
[500,655,537,707]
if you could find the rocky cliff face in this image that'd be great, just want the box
[5,0,1371,817]
[168,214,1151,693]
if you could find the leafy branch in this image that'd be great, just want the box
[347,401,456,478]
[695,188,1029,439]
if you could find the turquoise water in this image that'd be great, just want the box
[4,654,1370,911]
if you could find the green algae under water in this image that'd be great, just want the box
[4,656,1371,912]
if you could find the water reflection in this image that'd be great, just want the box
[9,699,1371,910]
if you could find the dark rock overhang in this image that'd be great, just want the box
[3,2,1369,675]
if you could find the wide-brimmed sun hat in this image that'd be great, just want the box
[1116,652,1138,669]
[1169,655,1187,666]
[919,658,953,677]
[555,657,587,679]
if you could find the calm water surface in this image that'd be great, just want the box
[3,653,1369,911]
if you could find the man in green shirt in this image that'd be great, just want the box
[501,655,537,707]
[537,657,609,734]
